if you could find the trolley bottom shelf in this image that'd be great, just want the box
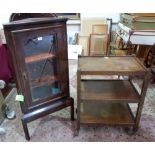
[80,101,135,125]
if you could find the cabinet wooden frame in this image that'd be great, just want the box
[3,17,74,140]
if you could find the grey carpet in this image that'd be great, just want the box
[0,60,155,142]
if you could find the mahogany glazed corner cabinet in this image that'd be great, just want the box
[3,17,74,140]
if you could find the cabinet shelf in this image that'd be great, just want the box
[80,102,134,125]
[80,80,140,102]
[31,75,58,87]
[25,52,55,63]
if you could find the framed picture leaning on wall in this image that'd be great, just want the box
[89,33,109,56]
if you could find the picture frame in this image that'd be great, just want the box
[56,13,80,20]
[89,34,109,56]
[92,24,108,34]
[78,35,90,56]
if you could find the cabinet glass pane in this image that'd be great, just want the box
[23,34,64,102]
[24,35,57,57]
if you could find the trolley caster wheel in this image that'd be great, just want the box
[73,130,79,137]
[124,127,135,136]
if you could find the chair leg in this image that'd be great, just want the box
[21,120,30,141]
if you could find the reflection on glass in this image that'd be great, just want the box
[24,34,64,102]
[31,82,61,102]
[24,35,56,56]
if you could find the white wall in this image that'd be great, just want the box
[0,13,11,28]
[81,13,120,23]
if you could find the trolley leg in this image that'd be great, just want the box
[74,120,80,136]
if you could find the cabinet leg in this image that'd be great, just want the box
[71,102,74,121]
[67,97,74,121]
[21,120,30,141]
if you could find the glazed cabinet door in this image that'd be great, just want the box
[11,25,69,112]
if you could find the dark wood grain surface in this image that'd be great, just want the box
[80,80,140,102]
[78,56,146,74]
[80,102,134,124]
